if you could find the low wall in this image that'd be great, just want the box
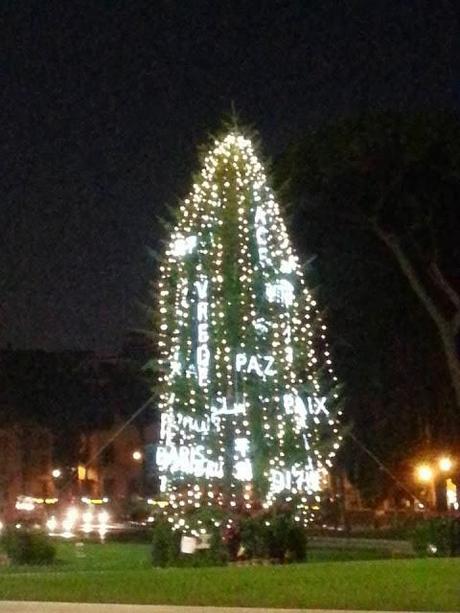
[308,536,414,555]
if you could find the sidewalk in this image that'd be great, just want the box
[0,603,410,613]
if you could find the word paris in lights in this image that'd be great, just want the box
[155,130,341,524]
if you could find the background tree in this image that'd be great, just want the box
[277,111,460,407]
[275,111,460,502]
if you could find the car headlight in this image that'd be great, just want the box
[98,510,109,525]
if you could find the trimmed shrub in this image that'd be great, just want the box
[240,512,307,562]
[284,519,308,562]
[268,513,307,562]
[151,517,228,567]
[2,528,56,565]
[151,508,307,566]
[240,516,269,559]
[151,520,180,566]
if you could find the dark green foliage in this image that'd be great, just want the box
[151,517,227,567]
[239,516,269,559]
[412,518,460,557]
[268,513,307,562]
[207,525,229,565]
[240,512,307,562]
[151,521,181,567]
[152,509,307,567]
[283,517,308,562]
[2,527,56,565]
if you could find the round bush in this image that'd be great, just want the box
[2,528,56,565]
[151,521,180,566]
[412,518,459,556]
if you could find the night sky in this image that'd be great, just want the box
[2,1,459,351]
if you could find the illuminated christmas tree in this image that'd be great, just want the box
[155,129,341,530]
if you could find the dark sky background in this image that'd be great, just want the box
[2,0,459,351]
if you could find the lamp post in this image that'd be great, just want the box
[50,468,62,497]
[437,456,456,512]
[415,463,436,509]
[414,455,456,511]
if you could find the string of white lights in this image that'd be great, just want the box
[155,131,341,528]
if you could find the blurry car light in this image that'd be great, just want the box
[66,506,79,523]
[98,510,110,525]
[15,496,35,512]
[82,510,93,524]
[44,498,58,505]
[46,516,58,533]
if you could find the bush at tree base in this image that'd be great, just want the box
[152,509,307,566]
[240,512,307,562]
[151,516,227,567]
[151,520,182,567]
[1,527,56,565]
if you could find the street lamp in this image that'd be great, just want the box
[415,464,434,483]
[438,456,454,473]
[51,468,62,479]
[132,450,142,462]
[414,456,457,511]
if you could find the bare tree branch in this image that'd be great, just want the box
[453,310,460,335]
[371,221,460,410]
[429,262,460,312]
[372,223,447,331]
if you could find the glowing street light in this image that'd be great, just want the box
[51,468,62,479]
[414,455,457,511]
[438,456,454,473]
[416,464,434,483]
[132,450,142,462]
[46,515,58,533]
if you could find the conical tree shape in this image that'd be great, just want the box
[156,130,341,528]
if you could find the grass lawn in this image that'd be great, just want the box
[0,542,458,611]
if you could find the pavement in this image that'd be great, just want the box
[0,604,411,613]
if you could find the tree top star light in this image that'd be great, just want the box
[155,129,342,530]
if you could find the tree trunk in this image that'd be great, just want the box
[439,323,460,413]
[373,224,460,412]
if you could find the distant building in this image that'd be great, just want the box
[0,423,54,522]
[0,344,156,519]
[77,419,157,499]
